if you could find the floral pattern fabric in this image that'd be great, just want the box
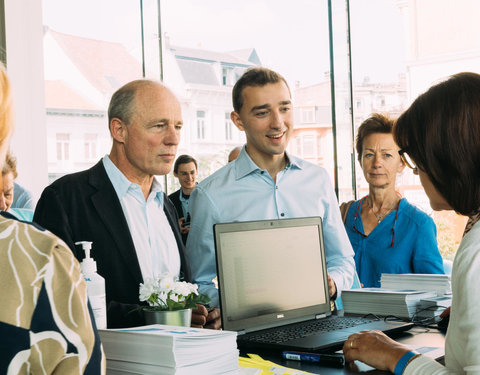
[0,212,105,374]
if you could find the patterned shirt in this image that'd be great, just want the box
[0,212,105,374]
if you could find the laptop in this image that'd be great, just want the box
[214,216,413,353]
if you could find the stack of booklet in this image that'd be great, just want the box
[99,324,239,374]
[341,288,437,318]
[380,273,451,296]
[414,295,452,322]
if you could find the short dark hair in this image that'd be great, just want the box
[232,67,291,113]
[356,113,395,163]
[394,72,480,216]
[107,79,159,126]
[174,154,197,174]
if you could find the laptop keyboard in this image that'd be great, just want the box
[240,316,377,344]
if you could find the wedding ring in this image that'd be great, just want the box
[350,339,354,349]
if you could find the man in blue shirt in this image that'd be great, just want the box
[185,67,355,308]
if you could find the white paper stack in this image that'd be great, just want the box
[414,295,452,322]
[341,288,437,318]
[380,273,451,296]
[99,324,239,374]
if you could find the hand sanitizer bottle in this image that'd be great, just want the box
[75,241,107,329]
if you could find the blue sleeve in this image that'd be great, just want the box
[412,214,445,274]
[320,178,356,294]
[184,185,220,307]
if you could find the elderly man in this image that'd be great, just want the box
[34,80,219,329]
[185,67,355,308]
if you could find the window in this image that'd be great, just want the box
[56,133,70,161]
[224,112,232,140]
[302,135,315,158]
[301,107,315,123]
[84,133,97,160]
[196,110,205,140]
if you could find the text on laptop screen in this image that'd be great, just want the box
[218,224,327,322]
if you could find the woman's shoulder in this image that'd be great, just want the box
[399,198,435,226]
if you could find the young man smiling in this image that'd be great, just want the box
[169,154,198,244]
[185,67,355,308]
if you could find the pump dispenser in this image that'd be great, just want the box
[75,241,107,329]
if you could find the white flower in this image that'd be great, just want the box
[139,278,158,302]
[173,281,192,297]
[138,274,206,311]
[158,274,176,291]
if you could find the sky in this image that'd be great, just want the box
[42,0,406,87]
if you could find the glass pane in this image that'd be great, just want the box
[349,0,473,260]
[329,0,356,203]
[160,0,331,192]
[42,0,148,181]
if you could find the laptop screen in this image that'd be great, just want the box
[214,217,331,333]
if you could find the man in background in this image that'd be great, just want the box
[169,154,198,245]
[185,67,355,307]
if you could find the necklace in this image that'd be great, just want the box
[367,199,396,223]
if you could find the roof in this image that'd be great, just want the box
[44,80,100,110]
[48,29,144,95]
[169,44,254,67]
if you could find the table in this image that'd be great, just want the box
[242,326,445,374]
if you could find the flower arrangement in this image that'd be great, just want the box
[139,274,210,311]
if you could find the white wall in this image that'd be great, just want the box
[5,0,48,201]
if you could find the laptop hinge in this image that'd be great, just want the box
[315,313,327,319]
[237,330,246,336]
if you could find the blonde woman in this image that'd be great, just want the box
[0,64,105,373]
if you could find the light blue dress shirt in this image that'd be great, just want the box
[179,190,190,219]
[185,147,355,307]
[102,156,180,280]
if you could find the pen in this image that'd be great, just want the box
[282,351,345,367]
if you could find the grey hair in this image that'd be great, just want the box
[107,79,159,126]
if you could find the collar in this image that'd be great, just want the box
[234,146,303,180]
[102,155,164,206]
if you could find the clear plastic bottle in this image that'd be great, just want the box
[75,241,107,329]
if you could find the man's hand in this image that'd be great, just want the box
[327,273,337,298]
[178,217,190,235]
[191,304,222,330]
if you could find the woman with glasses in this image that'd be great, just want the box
[343,72,480,373]
[341,113,444,287]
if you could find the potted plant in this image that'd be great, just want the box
[139,274,210,327]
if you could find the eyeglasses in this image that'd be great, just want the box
[352,196,399,247]
[398,149,418,173]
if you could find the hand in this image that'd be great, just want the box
[440,306,450,318]
[342,330,410,372]
[327,273,337,298]
[191,304,222,330]
[178,217,190,235]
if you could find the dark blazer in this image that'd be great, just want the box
[168,189,188,245]
[33,160,187,328]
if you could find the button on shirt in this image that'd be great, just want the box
[185,147,355,307]
[103,156,180,281]
[179,191,190,219]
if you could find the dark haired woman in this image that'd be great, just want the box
[343,72,480,374]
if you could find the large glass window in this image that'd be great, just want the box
[348,0,476,259]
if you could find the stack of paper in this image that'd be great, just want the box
[414,295,452,322]
[341,288,437,318]
[99,324,239,374]
[380,273,451,296]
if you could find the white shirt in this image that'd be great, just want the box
[102,156,180,280]
[405,220,480,374]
